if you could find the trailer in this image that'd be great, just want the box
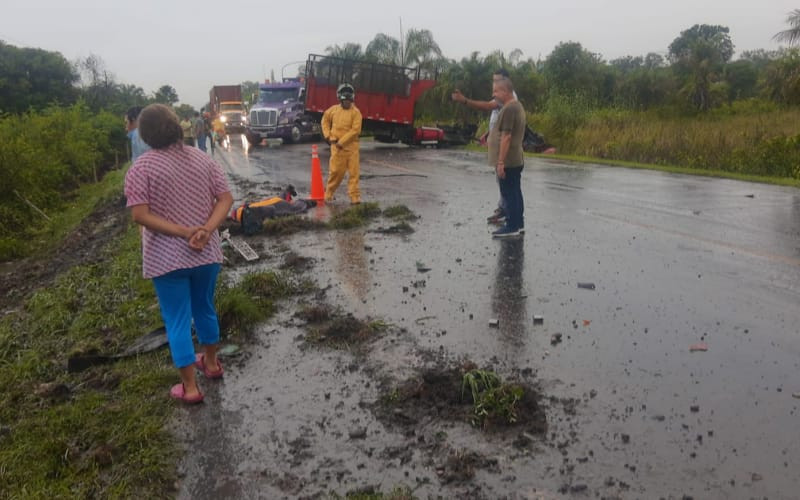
[245,54,439,146]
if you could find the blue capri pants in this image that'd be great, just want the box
[152,263,222,368]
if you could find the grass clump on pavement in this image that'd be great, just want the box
[328,202,382,229]
[462,369,524,428]
[382,205,418,221]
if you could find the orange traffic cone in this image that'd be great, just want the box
[309,144,325,201]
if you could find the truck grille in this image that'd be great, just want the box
[250,109,277,127]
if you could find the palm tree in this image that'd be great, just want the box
[324,43,364,60]
[365,28,442,68]
[773,9,800,46]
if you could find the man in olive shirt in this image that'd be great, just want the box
[487,78,526,238]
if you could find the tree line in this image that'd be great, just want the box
[318,20,800,121]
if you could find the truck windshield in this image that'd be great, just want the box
[259,88,298,104]
[219,103,242,112]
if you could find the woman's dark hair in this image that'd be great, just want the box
[138,104,183,149]
[125,106,143,123]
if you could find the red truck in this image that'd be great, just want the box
[246,54,449,146]
[209,85,246,133]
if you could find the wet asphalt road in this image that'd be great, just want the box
[177,137,800,499]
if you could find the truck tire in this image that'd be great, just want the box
[287,124,303,144]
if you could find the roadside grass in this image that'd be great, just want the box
[0,173,316,497]
[463,144,800,189]
[463,105,800,188]
[8,168,130,261]
[328,202,382,229]
[330,486,416,499]
[260,215,327,236]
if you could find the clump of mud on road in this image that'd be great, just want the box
[297,304,389,349]
[375,361,547,436]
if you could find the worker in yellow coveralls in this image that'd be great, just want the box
[321,83,363,204]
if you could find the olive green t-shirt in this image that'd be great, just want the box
[487,100,526,167]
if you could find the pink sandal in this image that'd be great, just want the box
[194,353,224,379]
[170,383,204,404]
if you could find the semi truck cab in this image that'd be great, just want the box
[245,80,319,145]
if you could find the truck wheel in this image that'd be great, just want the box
[245,133,261,147]
[288,124,303,144]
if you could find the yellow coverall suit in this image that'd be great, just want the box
[321,103,362,203]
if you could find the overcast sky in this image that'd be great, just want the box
[2,0,797,108]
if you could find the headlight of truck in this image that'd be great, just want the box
[242,116,247,123]
[220,116,227,123]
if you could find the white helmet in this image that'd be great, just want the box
[336,83,355,102]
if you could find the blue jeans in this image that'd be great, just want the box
[196,134,207,152]
[496,174,507,214]
[152,263,221,368]
[498,165,524,230]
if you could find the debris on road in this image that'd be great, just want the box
[218,344,240,357]
[489,319,499,327]
[689,342,709,352]
[221,229,259,261]
[550,333,562,346]
[792,392,800,399]
[533,315,544,324]
[416,261,431,272]
[582,320,591,327]
[577,282,596,290]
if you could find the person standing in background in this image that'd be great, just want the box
[125,106,151,163]
[321,83,363,204]
[452,68,517,226]
[180,114,195,147]
[487,78,526,238]
[193,111,207,152]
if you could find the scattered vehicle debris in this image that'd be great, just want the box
[689,342,709,352]
[577,282,596,290]
[67,326,167,372]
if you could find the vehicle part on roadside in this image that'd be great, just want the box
[577,282,596,290]
[67,326,167,372]
[220,229,259,261]
[533,315,544,324]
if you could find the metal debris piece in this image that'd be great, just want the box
[577,282,596,290]
[689,342,708,352]
[489,319,499,327]
[533,315,544,324]
[221,229,258,261]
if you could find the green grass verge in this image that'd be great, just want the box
[461,144,800,188]
[0,170,314,497]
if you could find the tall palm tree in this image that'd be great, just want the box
[324,43,364,60]
[773,9,800,46]
[365,28,442,68]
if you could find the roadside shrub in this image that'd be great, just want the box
[0,103,126,256]
[561,105,800,178]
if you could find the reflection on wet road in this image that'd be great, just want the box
[180,140,800,499]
